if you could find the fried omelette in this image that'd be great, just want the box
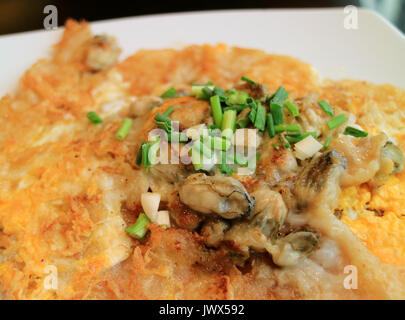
[0,20,404,300]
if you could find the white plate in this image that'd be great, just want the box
[0,8,404,96]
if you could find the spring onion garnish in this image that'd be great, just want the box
[202,135,231,151]
[327,114,348,130]
[163,105,174,117]
[210,95,223,128]
[126,213,150,240]
[87,111,103,124]
[136,141,146,166]
[190,148,203,171]
[279,134,290,149]
[191,84,215,100]
[115,118,133,140]
[154,113,172,133]
[318,100,334,117]
[270,104,284,125]
[284,101,300,117]
[254,103,267,131]
[193,140,213,159]
[285,132,318,144]
[221,110,237,137]
[219,152,234,175]
[270,86,288,107]
[236,117,250,129]
[274,124,302,133]
[168,131,188,143]
[227,91,249,105]
[141,142,152,167]
[160,87,176,98]
[322,136,332,150]
[266,113,275,138]
[272,143,280,150]
[234,153,248,167]
[344,126,368,138]
[241,76,256,84]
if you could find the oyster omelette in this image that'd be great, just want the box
[0,20,404,300]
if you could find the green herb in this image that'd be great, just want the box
[190,148,203,171]
[266,113,275,138]
[191,83,214,100]
[254,103,266,131]
[285,132,318,144]
[193,140,213,159]
[322,136,332,150]
[270,86,288,108]
[274,124,302,133]
[126,213,150,240]
[154,113,172,133]
[87,111,103,124]
[202,135,231,151]
[284,101,300,117]
[219,152,234,175]
[343,126,368,138]
[210,95,223,128]
[227,91,249,105]
[272,143,280,150]
[327,114,348,129]
[163,105,174,117]
[241,76,256,84]
[221,110,237,138]
[136,141,146,166]
[160,87,176,98]
[270,104,284,125]
[115,118,133,140]
[318,100,334,117]
[168,131,188,143]
[236,117,250,129]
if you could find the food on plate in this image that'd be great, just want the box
[0,20,404,299]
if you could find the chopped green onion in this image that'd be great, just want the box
[223,104,249,113]
[126,213,150,240]
[274,124,302,133]
[322,136,332,150]
[163,105,174,117]
[241,76,256,84]
[236,117,250,129]
[270,104,284,125]
[285,132,318,144]
[344,126,368,138]
[191,84,214,100]
[327,114,348,130]
[160,87,176,98]
[202,135,231,151]
[136,141,146,166]
[318,100,334,117]
[219,152,234,175]
[272,143,280,150]
[270,86,288,108]
[221,110,237,137]
[279,135,290,149]
[284,101,300,117]
[210,95,223,128]
[193,140,213,159]
[87,111,103,124]
[154,113,172,133]
[253,103,266,131]
[227,91,249,105]
[141,143,152,167]
[249,105,257,124]
[190,148,203,171]
[266,113,275,138]
[168,131,188,143]
[115,118,133,140]
[233,153,248,166]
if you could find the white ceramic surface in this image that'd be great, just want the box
[0,8,404,96]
